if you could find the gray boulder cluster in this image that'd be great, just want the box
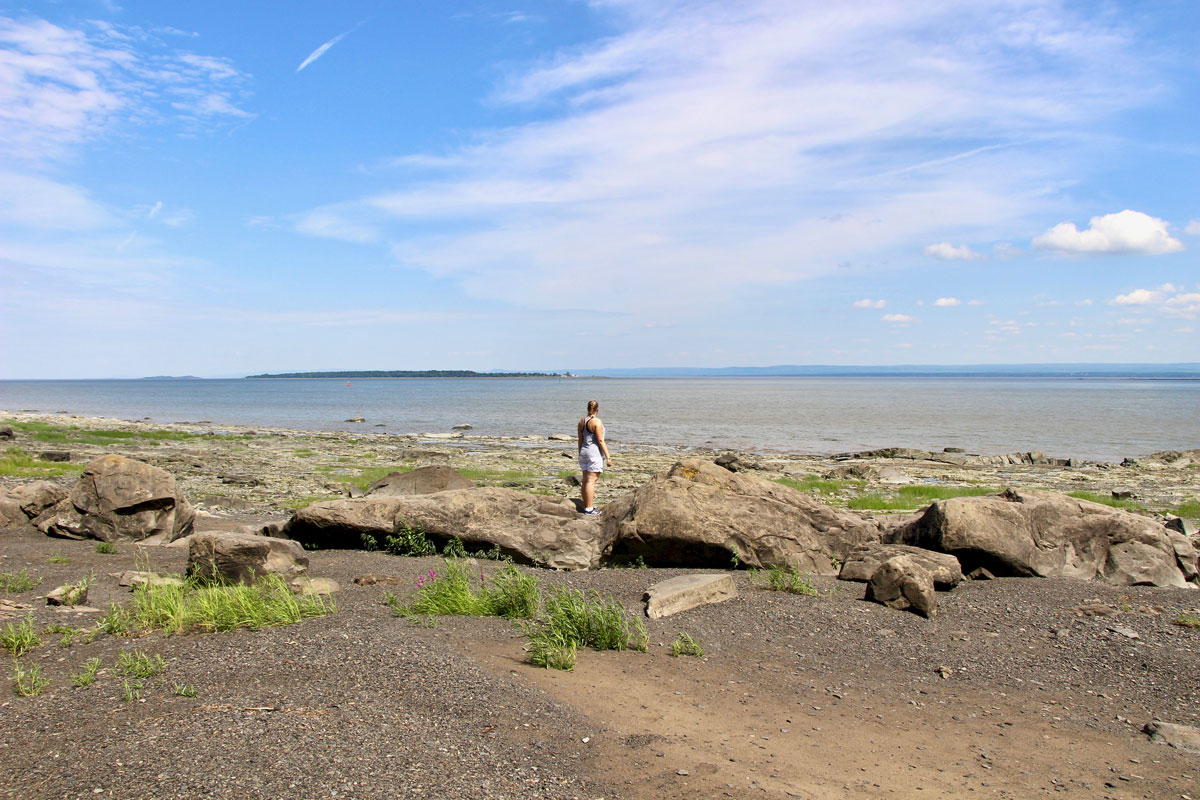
[2,455,1197,616]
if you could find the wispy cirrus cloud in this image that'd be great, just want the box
[297,0,1157,316]
[297,24,362,72]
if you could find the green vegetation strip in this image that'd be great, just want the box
[0,446,85,478]
[101,574,334,636]
[1,418,252,448]
[848,485,997,510]
[1067,491,1146,512]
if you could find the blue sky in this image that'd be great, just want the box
[1,0,1197,378]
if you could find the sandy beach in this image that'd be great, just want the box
[1,412,1198,799]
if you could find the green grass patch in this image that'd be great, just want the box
[848,484,997,511]
[1171,499,1200,518]
[11,660,49,697]
[0,568,42,593]
[95,541,118,555]
[1,617,41,657]
[670,632,704,658]
[116,650,166,678]
[281,495,340,510]
[1067,491,1146,512]
[123,574,334,635]
[121,680,143,702]
[70,657,102,687]
[751,564,819,595]
[293,448,318,458]
[393,560,541,620]
[522,586,648,671]
[45,623,95,647]
[775,474,865,495]
[1,419,254,447]
[316,463,414,491]
[0,446,85,477]
[1175,612,1200,629]
[48,552,71,564]
[173,682,198,697]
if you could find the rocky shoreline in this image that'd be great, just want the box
[2,411,1199,799]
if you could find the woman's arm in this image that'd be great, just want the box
[577,418,585,452]
[595,420,611,464]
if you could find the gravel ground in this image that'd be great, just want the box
[2,525,1199,800]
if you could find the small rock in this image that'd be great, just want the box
[38,451,71,462]
[967,567,995,581]
[451,424,473,430]
[0,427,14,440]
[937,666,953,679]
[289,576,340,596]
[1112,490,1133,500]
[644,573,738,619]
[345,417,365,423]
[1109,625,1140,640]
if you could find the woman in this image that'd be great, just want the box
[577,400,611,515]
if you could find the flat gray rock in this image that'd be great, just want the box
[1143,720,1200,754]
[644,573,737,619]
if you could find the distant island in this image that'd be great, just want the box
[245,370,567,379]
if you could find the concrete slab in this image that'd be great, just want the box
[644,573,737,619]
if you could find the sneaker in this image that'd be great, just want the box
[583,508,602,515]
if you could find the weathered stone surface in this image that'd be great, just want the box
[1143,721,1200,754]
[0,481,68,527]
[1166,516,1198,537]
[644,573,738,619]
[602,460,881,573]
[283,489,609,570]
[889,488,1198,588]
[865,555,936,617]
[187,531,308,584]
[353,573,407,586]
[838,544,963,588]
[366,466,474,497]
[34,455,195,543]
[967,567,995,581]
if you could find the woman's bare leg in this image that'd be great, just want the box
[582,471,597,508]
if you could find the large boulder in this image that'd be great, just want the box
[283,489,610,570]
[889,488,1198,588]
[187,531,308,584]
[366,466,474,496]
[34,455,195,542]
[602,460,881,573]
[839,543,963,588]
[865,555,936,617]
[0,481,69,528]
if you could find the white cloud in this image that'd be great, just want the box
[852,298,886,309]
[923,242,983,261]
[933,297,960,307]
[297,27,358,72]
[1176,327,1194,334]
[0,16,251,163]
[882,313,916,323]
[1032,210,1184,255]
[1107,284,1199,319]
[967,299,983,306]
[1074,298,1093,306]
[1185,220,1200,236]
[320,0,1158,314]
[295,209,380,243]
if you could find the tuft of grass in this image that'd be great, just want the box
[391,560,542,622]
[53,574,92,606]
[125,573,334,635]
[281,495,339,510]
[99,602,135,636]
[0,446,84,478]
[1,617,42,657]
[116,650,165,678]
[172,682,198,698]
[48,552,71,565]
[1067,491,1146,512]
[70,657,102,687]
[0,568,42,594]
[670,632,705,658]
[752,564,819,596]
[317,463,414,491]
[522,586,647,670]
[121,679,143,703]
[1175,612,1200,629]
[45,623,94,648]
[293,448,318,458]
[11,660,49,697]
[95,541,118,555]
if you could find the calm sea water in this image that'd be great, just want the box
[1,377,1197,462]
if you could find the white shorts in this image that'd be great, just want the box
[579,446,605,473]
